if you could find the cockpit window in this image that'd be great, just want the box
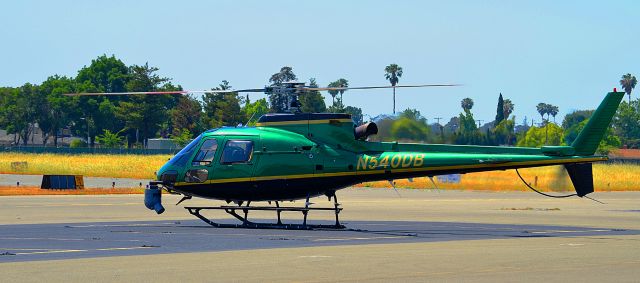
[192,139,218,166]
[166,134,202,167]
[221,140,254,164]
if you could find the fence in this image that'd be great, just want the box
[1,146,177,155]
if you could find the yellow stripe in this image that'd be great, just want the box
[256,118,352,127]
[173,156,604,187]
[355,157,606,175]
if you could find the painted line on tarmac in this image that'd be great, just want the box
[529,229,612,234]
[5,246,156,256]
[95,246,155,251]
[312,235,409,242]
[14,249,88,255]
[16,202,139,208]
[65,222,179,228]
[0,237,86,241]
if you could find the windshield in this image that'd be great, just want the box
[167,134,203,167]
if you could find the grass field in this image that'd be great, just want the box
[1,153,638,194]
[0,153,171,179]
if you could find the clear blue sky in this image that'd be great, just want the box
[2,0,639,125]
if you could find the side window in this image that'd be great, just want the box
[192,139,218,166]
[185,169,208,183]
[221,140,254,164]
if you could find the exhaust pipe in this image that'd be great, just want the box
[354,122,378,140]
[144,182,165,214]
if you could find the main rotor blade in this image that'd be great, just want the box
[64,88,268,96]
[306,84,461,91]
[63,91,190,96]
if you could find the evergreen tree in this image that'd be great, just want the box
[495,93,504,125]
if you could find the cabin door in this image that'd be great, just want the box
[212,136,259,182]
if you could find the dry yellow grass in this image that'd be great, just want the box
[0,153,171,179]
[1,153,638,193]
[355,163,640,192]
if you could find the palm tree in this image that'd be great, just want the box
[327,81,339,106]
[548,105,559,123]
[536,103,547,124]
[384,64,403,114]
[461,98,474,113]
[327,78,349,107]
[620,73,637,104]
[335,78,348,102]
[503,99,514,119]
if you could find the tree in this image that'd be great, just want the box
[95,129,124,148]
[516,124,564,147]
[562,110,594,144]
[171,95,203,137]
[8,84,40,145]
[620,73,637,104]
[384,64,403,114]
[116,62,179,146]
[202,80,245,128]
[268,66,297,112]
[74,55,131,146]
[327,81,339,105]
[461,98,474,113]
[503,99,514,119]
[327,78,349,107]
[456,110,480,145]
[536,102,548,124]
[327,97,345,113]
[299,78,326,113]
[39,75,76,146]
[400,108,425,122]
[390,117,430,142]
[612,99,640,147]
[535,102,558,144]
[172,128,193,148]
[548,104,559,122]
[493,117,516,145]
[0,87,27,144]
[495,93,505,125]
[344,106,364,125]
[242,98,269,126]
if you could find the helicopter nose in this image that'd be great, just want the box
[158,170,178,183]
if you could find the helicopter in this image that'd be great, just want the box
[66,83,625,230]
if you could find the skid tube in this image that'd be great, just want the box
[184,194,345,230]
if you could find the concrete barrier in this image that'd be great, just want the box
[41,175,84,190]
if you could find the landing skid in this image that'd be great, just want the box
[184,194,345,230]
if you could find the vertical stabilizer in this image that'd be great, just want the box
[571,91,624,155]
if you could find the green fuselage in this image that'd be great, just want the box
[156,113,605,202]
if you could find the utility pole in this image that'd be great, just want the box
[434,117,443,125]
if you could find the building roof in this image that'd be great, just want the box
[609,149,640,159]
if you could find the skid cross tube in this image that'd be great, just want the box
[184,201,345,230]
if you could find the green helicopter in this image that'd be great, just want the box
[67,83,624,229]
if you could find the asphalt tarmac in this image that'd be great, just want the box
[1,189,639,282]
